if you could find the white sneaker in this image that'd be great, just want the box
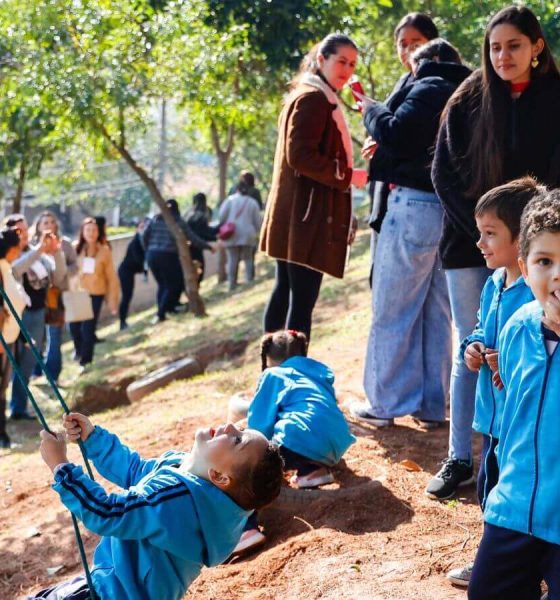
[447,563,473,587]
[232,529,266,555]
[290,468,335,489]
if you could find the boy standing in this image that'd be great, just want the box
[29,414,284,600]
[444,177,540,587]
[469,191,560,599]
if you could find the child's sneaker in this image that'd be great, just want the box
[232,528,266,555]
[349,402,394,427]
[425,458,474,500]
[447,563,473,587]
[290,467,334,489]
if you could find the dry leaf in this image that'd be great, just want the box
[400,459,422,472]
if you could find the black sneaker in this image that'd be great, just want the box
[425,457,474,500]
[0,432,11,448]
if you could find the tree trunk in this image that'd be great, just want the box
[210,120,235,284]
[94,120,206,316]
[13,160,26,214]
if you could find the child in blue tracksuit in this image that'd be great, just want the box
[30,413,284,600]
[234,330,356,554]
[446,178,539,588]
[469,191,560,600]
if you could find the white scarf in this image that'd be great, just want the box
[301,72,353,168]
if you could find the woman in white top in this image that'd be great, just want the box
[0,227,29,447]
[219,180,262,291]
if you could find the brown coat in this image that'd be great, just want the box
[260,85,353,278]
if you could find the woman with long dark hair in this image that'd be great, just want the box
[427,5,560,511]
[260,33,367,341]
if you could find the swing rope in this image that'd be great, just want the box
[0,285,98,600]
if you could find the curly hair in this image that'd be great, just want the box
[519,190,560,259]
[231,442,284,511]
[260,330,308,371]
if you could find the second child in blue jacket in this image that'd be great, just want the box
[235,330,355,556]
[445,179,539,590]
[468,190,560,599]
[248,330,355,487]
[461,179,539,509]
[31,413,284,600]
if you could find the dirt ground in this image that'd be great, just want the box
[0,233,483,600]
[0,372,481,599]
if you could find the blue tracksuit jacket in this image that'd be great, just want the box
[53,427,250,600]
[460,269,534,437]
[247,356,355,466]
[484,301,560,544]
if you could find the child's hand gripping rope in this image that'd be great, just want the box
[63,412,95,443]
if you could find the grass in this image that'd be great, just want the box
[1,222,372,468]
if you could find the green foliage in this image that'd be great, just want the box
[205,0,355,71]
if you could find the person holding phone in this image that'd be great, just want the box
[5,213,67,419]
[364,13,439,242]
[260,33,367,342]
[351,39,471,430]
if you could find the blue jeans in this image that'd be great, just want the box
[445,267,492,461]
[363,187,452,420]
[44,324,63,381]
[10,308,46,417]
[69,295,104,366]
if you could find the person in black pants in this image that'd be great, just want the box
[259,35,367,343]
[143,199,215,324]
[118,218,149,330]
[263,261,323,341]
[185,193,218,284]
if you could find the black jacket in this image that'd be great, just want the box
[186,210,218,262]
[120,233,145,274]
[364,61,471,193]
[432,71,560,269]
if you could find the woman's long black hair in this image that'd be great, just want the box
[443,5,560,199]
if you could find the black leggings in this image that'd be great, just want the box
[263,260,323,341]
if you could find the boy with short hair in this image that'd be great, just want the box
[468,191,560,599]
[29,413,284,600]
[443,177,541,587]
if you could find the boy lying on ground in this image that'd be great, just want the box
[28,413,284,600]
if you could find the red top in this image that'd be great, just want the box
[510,81,531,94]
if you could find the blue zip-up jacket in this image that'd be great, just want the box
[247,356,355,466]
[484,301,560,544]
[53,427,250,600]
[460,269,534,437]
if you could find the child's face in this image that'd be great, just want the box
[189,423,268,484]
[476,211,519,270]
[519,231,560,321]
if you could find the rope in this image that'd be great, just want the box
[0,286,98,600]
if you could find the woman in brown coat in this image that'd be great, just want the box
[261,33,367,340]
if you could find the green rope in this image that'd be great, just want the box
[0,286,98,600]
